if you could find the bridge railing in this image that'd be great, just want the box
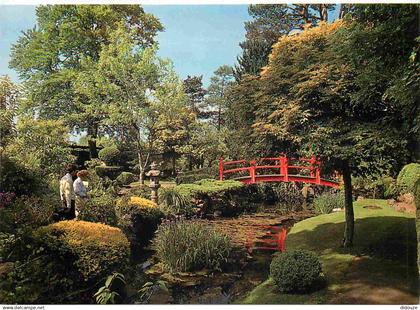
[220,155,335,186]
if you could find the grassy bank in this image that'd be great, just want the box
[238,199,418,304]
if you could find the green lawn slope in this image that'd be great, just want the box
[238,199,418,304]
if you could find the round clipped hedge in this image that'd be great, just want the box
[270,249,322,293]
[95,165,123,180]
[397,163,420,195]
[78,194,118,226]
[4,221,130,303]
[115,196,164,254]
[116,172,137,186]
[36,221,130,281]
[98,146,121,166]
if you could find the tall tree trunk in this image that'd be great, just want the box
[137,148,150,185]
[319,4,328,21]
[87,124,98,159]
[139,167,145,185]
[217,105,221,131]
[188,154,193,171]
[342,162,354,248]
[172,153,176,176]
[339,4,348,19]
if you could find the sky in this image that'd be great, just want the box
[0,5,251,86]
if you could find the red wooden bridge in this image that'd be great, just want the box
[219,155,340,188]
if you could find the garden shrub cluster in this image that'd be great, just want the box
[270,249,323,293]
[78,193,118,226]
[170,180,307,217]
[270,183,306,214]
[174,179,255,216]
[175,166,219,184]
[352,176,398,199]
[397,163,420,195]
[115,196,164,254]
[314,192,344,214]
[1,221,130,303]
[116,172,137,186]
[95,166,123,180]
[0,156,42,196]
[153,220,231,272]
[0,195,58,234]
[98,146,121,166]
[123,185,152,199]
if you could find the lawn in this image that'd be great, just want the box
[238,199,418,304]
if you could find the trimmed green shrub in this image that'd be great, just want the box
[78,194,117,226]
[2,221,130,303]
[176,179,244,197]
[115,197,164,254]
[95,165,123,180]
[153,220,232,272]
[98,146,121,166]
[116,172,137,186]
[397,163,420,195]
[175,166,219,184]
[270,249,323,293]
[175,179,250,216]
[314,192,344,214]
[85,158,103,168]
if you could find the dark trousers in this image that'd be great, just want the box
[61,199,76,220]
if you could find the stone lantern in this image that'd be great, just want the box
[146,162,161,204]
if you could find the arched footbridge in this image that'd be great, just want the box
[219,155,341,188]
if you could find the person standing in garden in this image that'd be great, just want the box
[73,170,89,219]
[59,164,78,220]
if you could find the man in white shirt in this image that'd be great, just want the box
[73,170,89,218]
[59,164,77,220]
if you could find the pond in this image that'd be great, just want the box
[137,208,314,304]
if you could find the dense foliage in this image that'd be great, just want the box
[1,221,130,303]
[396,163,420,195]
[95,166,123,180]
[9,5,163,158]
[116,172,137,186]
[98,147,122,166]
[228,5,419,246]
[270,249,323,293]
[115,196,164,253]
[78,194,118,226]
[153,220,231,272]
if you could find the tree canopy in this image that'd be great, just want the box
[9,5,163,157]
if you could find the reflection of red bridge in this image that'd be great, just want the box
[219,155,340,188]
[246,226,287,253]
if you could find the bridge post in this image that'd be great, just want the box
[280,156,289,182]
[310,155,316,178]
[219,158,224,181]
[250,160,256,183]
[315,159,321,185]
